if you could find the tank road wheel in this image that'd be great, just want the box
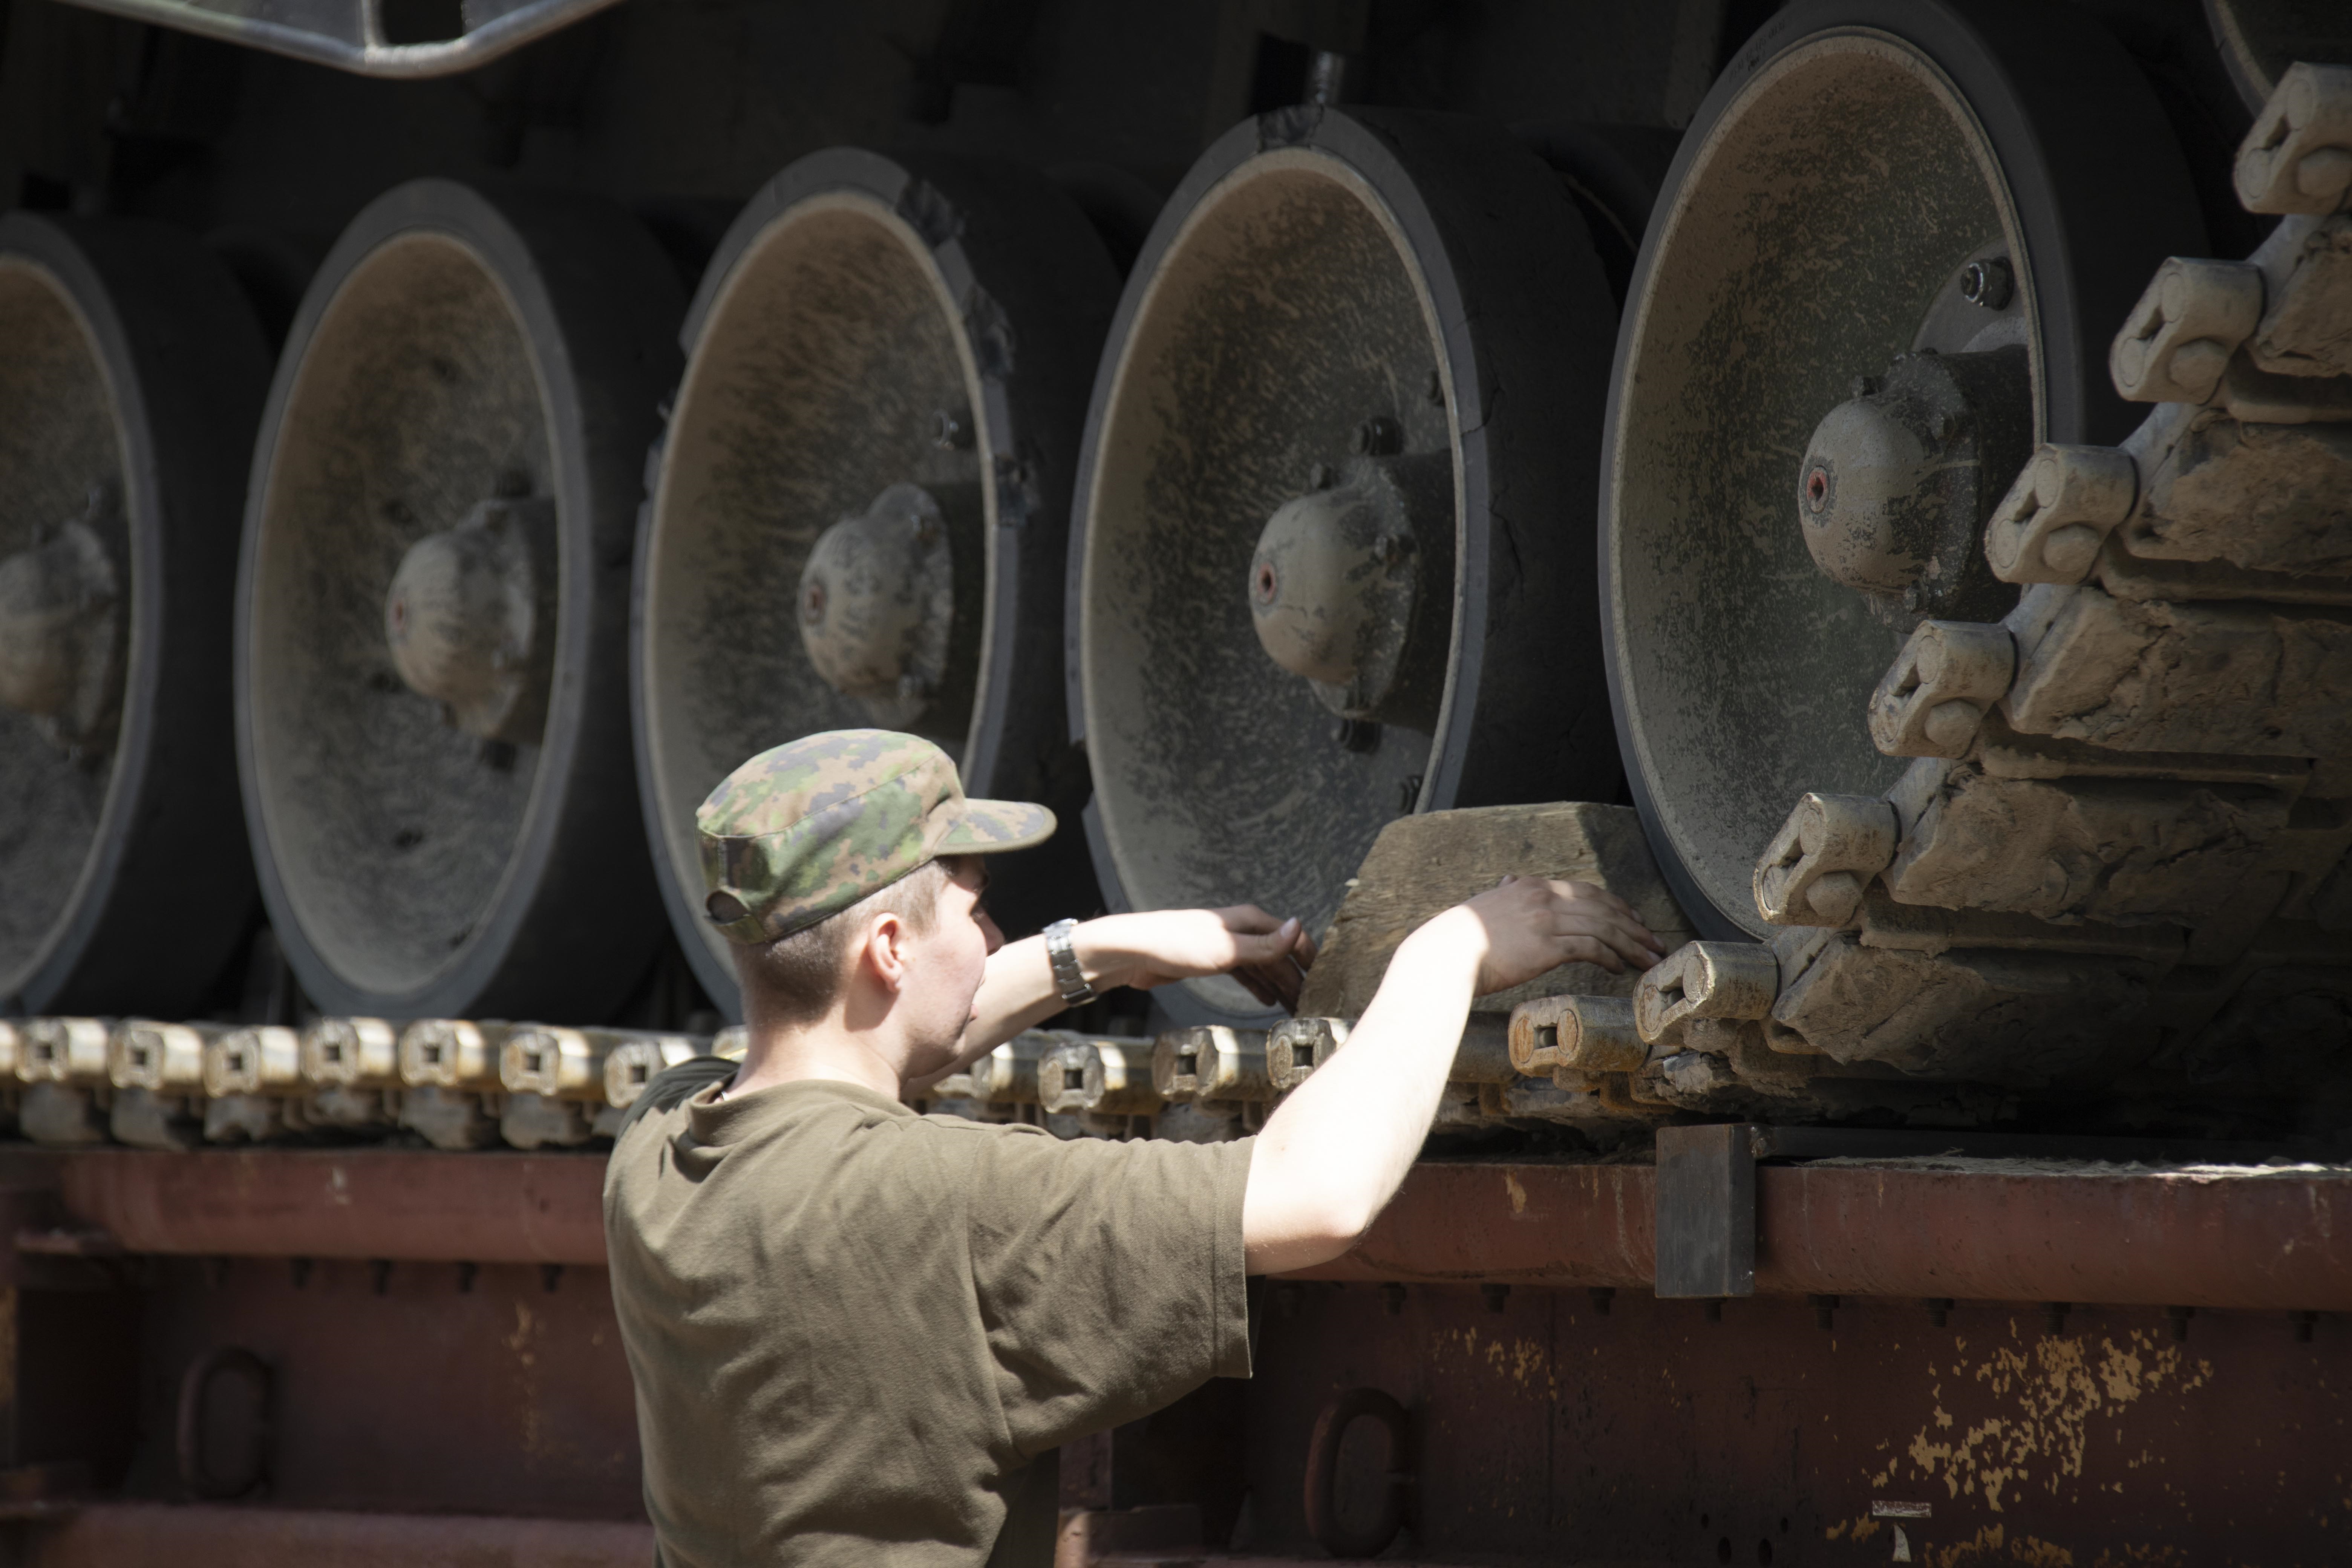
[1070,107,1621,1023]
[238,180,682,1020]
[0,216,269,1014]
[635,150,1119,1012]
[1601,0,2208,940]
[2203,0,2352,112]
[1695,59,2352,1112]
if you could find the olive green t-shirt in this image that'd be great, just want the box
[603,1072,1255,1566]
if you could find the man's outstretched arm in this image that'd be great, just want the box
[908,907,1320,1094]
[1239,879,1663,1275]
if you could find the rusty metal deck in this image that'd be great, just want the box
[11,1147,2347,1309]
[1,1146,2345,1564]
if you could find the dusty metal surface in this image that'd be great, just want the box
[1758,1157,2352,1310]
[639,187,985,975]
[1075,135,1462,997]
[1239,1280,2352,1565]
[383,495,557,746]
[245,226,554,996]
[1297,803,1694,1023]
[1072,107,1622,1025]
[1282,1158,2352,1310]
[1039,1036,1162,1118]
[1606,29,2029,941]
[1602,2,2206,942]
[5,1146,2349,1562]
[17,1147,2349,1310]
[21,1502,652,1565]
[0,1148,607,1264]
[2205,0,2352,112]
[1245,447,1454,731]
[108,1254,639,1516]
[0,258,130,997]
[0,216,265,1020]
[1795,343,2032,625]
[0,1215,637,1528]
[637,150,1116,1006]
[1283,1162,1651,1288]
[1621,63,2352,1124]
[240,179,677,1021]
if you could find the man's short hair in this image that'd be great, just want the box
[731,856,968,1025]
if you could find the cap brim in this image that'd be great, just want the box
[939,798,1057,856]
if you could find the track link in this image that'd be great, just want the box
[1646,64,2352,1135]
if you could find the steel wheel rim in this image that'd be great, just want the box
[1075,141,1457,1018]
[2202,0,2352,112]
[0,255,132,998]
[1601,0,2207,940]
[0,211,266,1017]
[1070,107,1622,1023]
[637,149,1121,1013]
[238,179,675,1017]
[639,187,989,997]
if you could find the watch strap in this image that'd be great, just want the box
[1043,918,1097,1005]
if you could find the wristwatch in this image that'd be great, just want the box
[1042,919,1097,1006]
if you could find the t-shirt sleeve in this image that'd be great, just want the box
[959,1127,1254,1458]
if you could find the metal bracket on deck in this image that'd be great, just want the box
[1654,1124,1757,1298]
[1652,1124,2300,1300]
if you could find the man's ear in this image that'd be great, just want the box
[861,911,912,994]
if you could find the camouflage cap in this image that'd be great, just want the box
[696,729,1054,943]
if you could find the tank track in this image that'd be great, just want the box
[2,1015,721,1151]
[0,1012,1209,1152]
[1611,63,2352,1138]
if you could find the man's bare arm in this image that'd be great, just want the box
[1238,879,1663,1275]
[905,907,1319,1095]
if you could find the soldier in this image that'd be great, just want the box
[605,729,1661,1566]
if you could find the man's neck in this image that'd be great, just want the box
[727,1018,905,1102]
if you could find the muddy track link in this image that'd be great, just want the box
[0,1013,1187,1152]
[1643,64,2352,1136]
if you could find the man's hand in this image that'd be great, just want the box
[1450,876,1665,995]
[1241,879,1662,1275]
[1079,906,1318,1012]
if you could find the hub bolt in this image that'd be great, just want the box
[931,408,973,451]
[1960,256,2014,311]
[1352,415,1403,457]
